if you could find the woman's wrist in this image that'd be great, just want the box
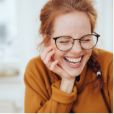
[60,78,75,93]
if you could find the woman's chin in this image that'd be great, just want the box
[61,57,85,77]
[65,67,83,77]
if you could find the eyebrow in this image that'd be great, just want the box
[53,33,93,40]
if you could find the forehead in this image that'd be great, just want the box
[53,11,91,37]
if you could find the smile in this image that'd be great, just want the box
[63,56,83,68]
[64,56,82,63]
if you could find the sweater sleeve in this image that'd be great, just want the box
[24,58,77,113]
[107,59,113,112]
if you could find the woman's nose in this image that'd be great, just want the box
[70,40,82,53]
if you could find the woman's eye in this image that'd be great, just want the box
[60,41,70,44]
[81,39,91,42]
[83,39,90,41]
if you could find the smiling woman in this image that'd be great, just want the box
[24,0,113,113]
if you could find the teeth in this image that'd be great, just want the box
[65,57,82,63]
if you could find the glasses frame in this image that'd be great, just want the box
[53,32,100,51]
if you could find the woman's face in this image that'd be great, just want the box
[50,11,92,77]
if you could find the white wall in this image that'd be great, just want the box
[95,0,113,51]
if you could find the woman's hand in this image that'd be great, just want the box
[40,46,74,80]
[40,46,76,93]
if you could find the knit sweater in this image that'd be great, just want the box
[24,48,113,113]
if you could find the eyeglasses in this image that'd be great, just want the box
[53,32,100,51]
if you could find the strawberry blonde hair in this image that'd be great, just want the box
[39,0,97,46]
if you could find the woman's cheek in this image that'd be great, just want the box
[53,49,64,61]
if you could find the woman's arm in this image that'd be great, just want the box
[24,59,77,113]
[107,60,113,112]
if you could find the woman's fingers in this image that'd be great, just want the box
[51,63,64,77]
[40,46,57,70]
[50,60,59,71]
[49,61,64,77]
[45,50,55,65]
[43,46,53,59]
[40,46,70,78]
[40,46,53,61]
[54,65,70,79]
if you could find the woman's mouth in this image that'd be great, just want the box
[64,56,83,68]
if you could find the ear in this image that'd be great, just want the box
[43,35,51,47]
[45,40,51,47]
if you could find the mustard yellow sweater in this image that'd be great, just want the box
[24,48,113,113]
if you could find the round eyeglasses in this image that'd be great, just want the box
[53,32,100,51]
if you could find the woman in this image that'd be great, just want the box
[24,0,113,113]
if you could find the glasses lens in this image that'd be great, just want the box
[56,36,73,51]
[80,34,98,49]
